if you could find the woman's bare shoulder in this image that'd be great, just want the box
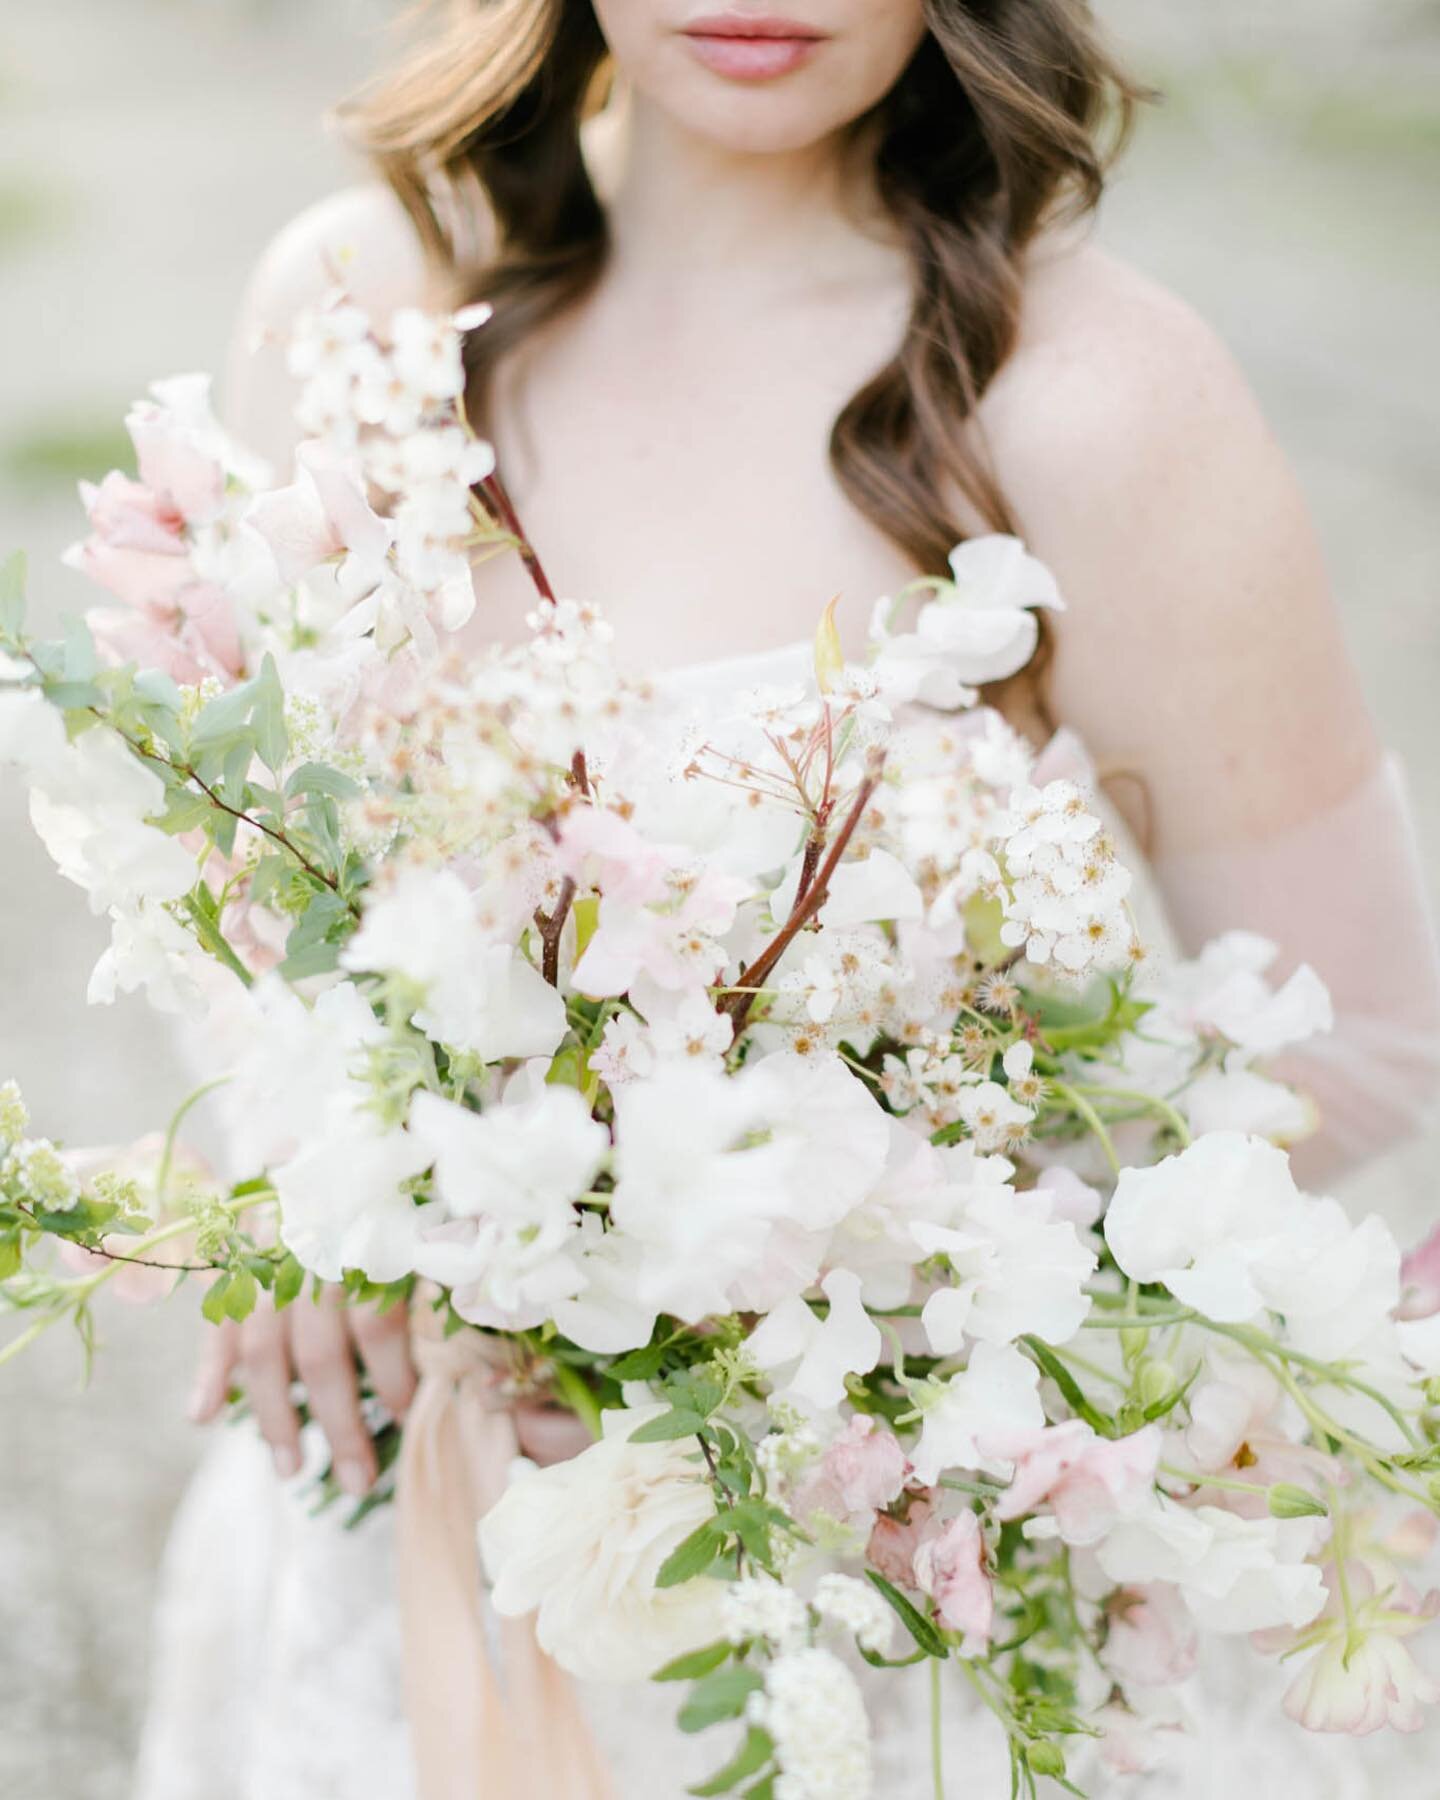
[986,238,1268,489]
[223,183,438,463]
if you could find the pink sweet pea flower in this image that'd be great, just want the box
[1282,1595,1440,1736]
[792,1415,910,1534]
[996,1421,1161,1546]
[867,1494,938,1589]
[126,384,227,526]
[1399,1222,1440,1320]
[79,472,188,556]
[913,1510,993,1652]
[1103,1584,1199,1687]
[246,443,390,591]
[555,806,675,909]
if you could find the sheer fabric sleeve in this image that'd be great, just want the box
[1151,756,1440,1184]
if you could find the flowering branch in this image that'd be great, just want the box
[722,748,886,1034]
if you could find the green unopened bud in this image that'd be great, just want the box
[1025,1740,1066,1778]
[1136,1358,1176,1409]
[1119,1326,1148,1363]
[1424,1376,1440,1410]
[1268,1483,1328,1521]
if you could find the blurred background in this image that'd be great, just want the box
[1,1,1437,1793]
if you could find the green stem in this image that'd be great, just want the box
[0,1189,276,1369]
[1047,1081,1120,1175]
[1067,1082,1192,1146]
[930,1655,946,1800]
[157,1075,232,1206]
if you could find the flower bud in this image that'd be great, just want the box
[1025,1740,1066,1778]
[1136,1358,1175,1410]
[1267,1483,1327,1520]
[1424,1376,1440,1410]
[1119,1326,1148,1363]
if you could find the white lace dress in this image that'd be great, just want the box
[133,645,1440,1800]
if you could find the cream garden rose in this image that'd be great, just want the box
[479,1404,726,1682]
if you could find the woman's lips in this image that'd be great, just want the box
[681,14,826,80]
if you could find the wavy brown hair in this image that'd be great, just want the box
[346,0,1149,727]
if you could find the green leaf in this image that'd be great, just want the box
[252,653,289,774]
[0,549,26,639]
[285,761,362,802]
[689,1727,774,1795]
[201,1274,232,1324]
[223,1265,259,1321]
[1020,1336,1114,1438]
[629,1407,707,1443]
[742,1780,775,1800]
[606,1340,672,1383]
[181,888,255,989]
[0,1231,23,1280]
[273,1252,305,1311]
[864,1570,949,1659]
[653,1642,733,1684]
[677,1667,764,1734]
[656,1520,724,1589]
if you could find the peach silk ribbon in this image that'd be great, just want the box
[395,1318,617,1800]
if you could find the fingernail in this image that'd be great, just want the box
[337,1459,371,1497]
[273,1445,301,1480]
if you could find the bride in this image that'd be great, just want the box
[137,1,1440,1794]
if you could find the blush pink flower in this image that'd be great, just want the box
[1282,1596,1440,1736]
[913,1510,993,1652]
[79,472,188,556]
[792,1415,910,1533]
[1399,1222,1440,1320]
[867,1495,938,1589]
[1103,1584,1199,1688]
[996,1421,1160,1546]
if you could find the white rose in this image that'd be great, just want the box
[479,1405,726,1682]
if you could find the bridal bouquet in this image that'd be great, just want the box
[4,296,1440,1798]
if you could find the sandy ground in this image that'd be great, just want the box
[0,3,1436,1794]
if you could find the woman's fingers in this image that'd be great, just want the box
[187,1316,239,1424]
[348,1302,417,1421]
[292,1288,376,1497]
[239,1305,303,1478]
[515,1401,593,1468]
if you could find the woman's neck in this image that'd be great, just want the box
[593,92,894,287]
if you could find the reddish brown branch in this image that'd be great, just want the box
[477,472,557,606]
[722,750,886,1035]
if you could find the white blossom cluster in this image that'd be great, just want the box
[748,1648,873,1800]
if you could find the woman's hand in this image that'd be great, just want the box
[188,1284,417,1494]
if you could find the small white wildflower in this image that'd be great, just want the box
[813,1574,894,1657]
[0,1080,28,1146]
[749,1647,872,1800]
[721,1578,811,1654]
[8,1138,81,1212]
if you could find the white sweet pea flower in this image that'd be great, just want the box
[1095,1498,1326,1635]
[550,1215,658,1355]
[479,1405,725,1682]
[341,865,567,1063]
[909,1340,1046,1487]
[224,976,387,1167]
[915,1183,1096,1354]
[27,727,195,914]
[1105,1132,1402,1351]
[868,535,1064,707]
[608,1054,888,1320]
[273,1112,431,1284]
[87,897,205,1015]
[0,686,68,779]
[1174,931,1334,1057]
[1104,1132,1305,1321]
[749,1269,883,1412]
[768,847,923,932]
